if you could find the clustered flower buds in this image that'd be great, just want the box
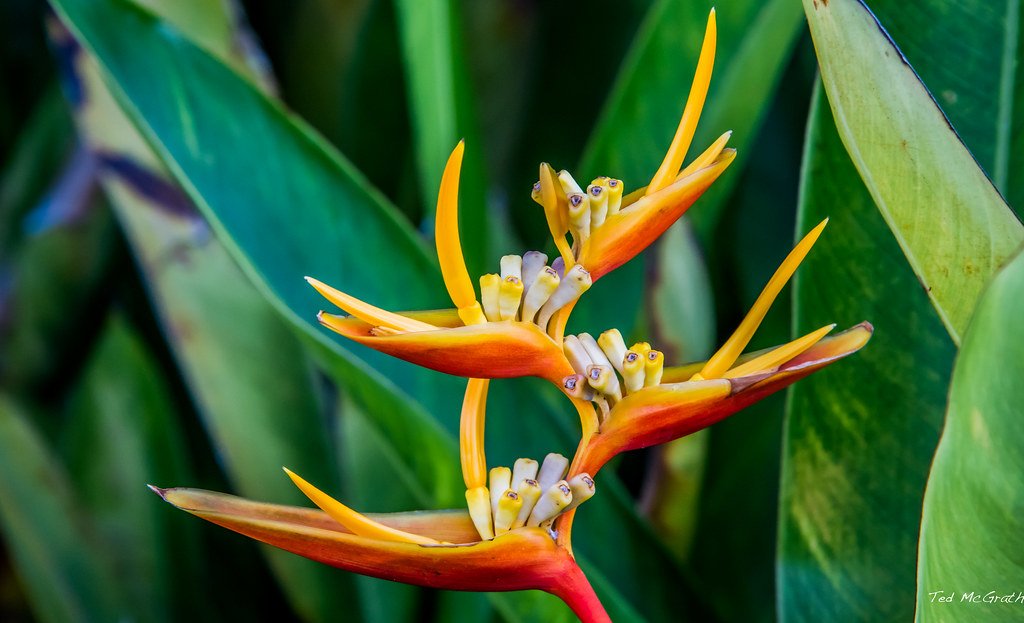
[478,252,592,333]
[562,329,665,419]
[466,453,595,540]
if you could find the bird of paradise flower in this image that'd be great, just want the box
[152,11,871,622]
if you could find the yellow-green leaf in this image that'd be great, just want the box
[802,0,1024,344]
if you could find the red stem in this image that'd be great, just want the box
[550,559,611,623]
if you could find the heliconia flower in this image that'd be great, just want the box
[152,456,607,620]
[307,10,731,381]
[531,10,733,282]
[554,219,873,475]
[155,9,871,621]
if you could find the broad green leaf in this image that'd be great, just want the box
[802,0,1024,344]
[49,0,465,423]
[336,397,424,623]
[0,159,117,399]
[51,7,363,620]
[391,0,492,275]
[0,84,73,254]
[280,0,415,219]
[61,315,206,623]
[779,86,955,622]
[916,247,1024,622]
[0,396,120,623]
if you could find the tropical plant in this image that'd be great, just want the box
[0,0,1020,621]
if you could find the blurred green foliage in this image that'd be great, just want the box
[0,0,1021,621]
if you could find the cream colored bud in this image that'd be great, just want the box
[606,178,623,214]
[512,458,539,488]
[500,254,522,281]
[586,364,622,401]
[598,328,628,374]
[521,267,559,323]
[489,467,511,518]
[536,453,569,492]
[530,180,542,204]
[564,473,596,512]
[527,480,573,527]
[562,335,593,376]
[512,479,542,529]
[557,170,584,195]
[562,374,595,400]
[493,489,522,535]
[630,342,652,358]
[567,192,591,241]
[644,349,664,387]
[498,276,523,321]
[535,265,592,330]
[578,333,614,370]
[480,273,501,322]
[622,350,645,393]
[465,486,493,540]
[587,183,608,230]
[521,251,548,291]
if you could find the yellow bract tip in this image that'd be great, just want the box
[723,324,835,379]
[675,130,732,181]
[436,142,483,322]
[647,9,717,195]
[283,467,441,545]
[305,277,435,333]
[695,219,828,379]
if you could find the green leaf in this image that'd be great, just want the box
[392,0,492,275]
[0,84,74,254]
[49,0,465,422]
[779,85,955,622]
[801,0,1024,344]
[0,396,120,623]
[61,315,206,623]
[52,7,366,620]
[916,247,1024,622]
[0,159,117,399]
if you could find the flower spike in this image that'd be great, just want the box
[693,218,829,380]
[159,11,872,619]
[575,323,873,475]
[437,141,487,325]
[647,9,717,195]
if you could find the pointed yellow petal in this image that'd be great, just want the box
[695,219,829,379]
[617,131,730,210]
[647,9,717,195]
[305,277,435,332]
[723,324,835,379]
[284,468,442,545]
[436,141,486,325]
[676,130,732,180]
[459,379,490,489]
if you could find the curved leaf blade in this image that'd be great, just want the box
[48,0,463,419]
[779,86,955,622]
[802,0,1024,344]
[917,247,1024,622]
